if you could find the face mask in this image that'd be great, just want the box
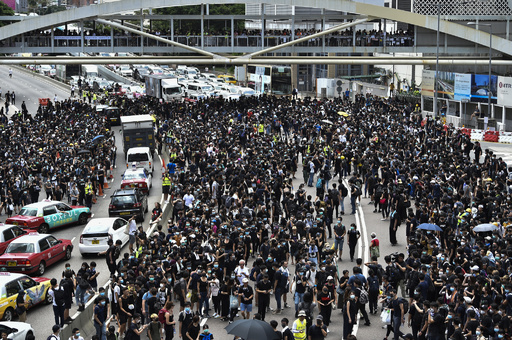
[120,280,124,284]
[101,301,106,305]
[75,333,80,338]
[149,277,154,281]
[476,331,481,336]
[350,295,355,299]
[66,267,70,270]
[450,287,454,292]
[494,328,500,333]
[214,265,218,268]
[121,273,125,277]
[321,267,326,271]
[281,323,286,328]
[185,307,191,313]
[447,315,452,319]
[168,278,172,283]
[100,292,105,296]
[203,330,209,334]
[499,335,504,339]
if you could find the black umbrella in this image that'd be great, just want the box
[225,319,281,340]
[77,149,91,155]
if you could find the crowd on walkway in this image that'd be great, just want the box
[23,90,511,340]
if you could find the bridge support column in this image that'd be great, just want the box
[231,17,234,53]
[51,26,54,53]
[140,17,144,54]
[171,18,174,53]
[111,26,114,53]
[261,3,265,49]
[291,52,298,92]
[80,20,84,52]
[201,3,204,50]
[327,53,336,78]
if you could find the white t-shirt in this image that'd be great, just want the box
[129,219,137,235]
[183,194,194,208]
[234,266,250,285]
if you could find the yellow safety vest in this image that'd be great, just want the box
[170,153,177,160]
[162,177,171,187]
[293,319,307,340]
[85,184,92,195]
[258,124,264,133]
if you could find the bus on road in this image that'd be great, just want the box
[247,65,292,96]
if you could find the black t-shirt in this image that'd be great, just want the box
[308,324,327,340]
[334,224,345,239]
[187,323,200,340]
[256,280,272,297]
[126,322,140,340]
[16,292,26,312]
[238,285,254,304]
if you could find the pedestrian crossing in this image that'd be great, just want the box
[489,148,512,167]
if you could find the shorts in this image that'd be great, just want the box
[240,303,252,312]
[178,295,185,307]
[162,186,170,194]
[129,234,136,244]
[334,238,344,251]
[119,313,128,325]
[190,290,199,303]
[65,297,72,309]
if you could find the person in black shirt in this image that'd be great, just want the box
[390,289,405,340]
[238,278,254,319]
[256,274,272,321]
[309,316,328,340]
[281,318,293,340]
[450,317,465,340]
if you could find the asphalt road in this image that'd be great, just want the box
[1,65,511,340]
[0,65,165,339]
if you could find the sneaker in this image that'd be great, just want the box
[212,313,218,317]
[381,218,387,221]
[284,303,291,308]
[326,328,330,333]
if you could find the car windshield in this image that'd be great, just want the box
[123,171,146,180]
[6,242,34,253]
[18,208,37,216]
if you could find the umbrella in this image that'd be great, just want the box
[92,135,105,145]
[225,319,281,340]
[77,149,91,155]
[337,111,350,117]
[473,223,498,232]
[417,223,442,232]
[321,119,333,125]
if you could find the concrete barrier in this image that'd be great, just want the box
[98,65,135,85]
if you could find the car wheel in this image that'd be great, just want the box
[39,223,49,234]
[78,213,88,225]
[45,289,53,304]
[36,261,46,276]
[3,308,13,321]
[65,247,72,260]
[25,331,34,340]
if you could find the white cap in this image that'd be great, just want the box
[471,265,479,271]
[327,276,334,280]
[242,278,249,283]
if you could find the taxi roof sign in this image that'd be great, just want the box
[28,232,39,236]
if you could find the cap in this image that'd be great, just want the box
[151,313,158,319]
[327,276,334,280]
[316,315,323,320]
[298,310,306,317]
[242,278,249,283]
[371,232,376,238]
[471,265,479,271]
[52,325,61,332]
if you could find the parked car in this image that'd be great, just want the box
[79,218,129,256]
[0,233,73,276]
[0,321,35,338]
[133,68,149,82]
[0,225,27,255]
[0,273,52,321]
[5,200,92,234]
[108,189,148,222]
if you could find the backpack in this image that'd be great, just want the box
[316,178,323,189]
[330,189,339,202]
[340,184,348,197]
[113,246,121,260]
[47,335,58,340]
[399,298,409,315]
[249,266,258,281]
[158,308,168,324]
[358,287,369,304]
[52,286,66,307]
[389,266,400,283]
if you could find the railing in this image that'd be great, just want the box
[1,34,415,49]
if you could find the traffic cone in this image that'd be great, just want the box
[109,166,114,179]
[98,183,103,197]
[104,177,109,189]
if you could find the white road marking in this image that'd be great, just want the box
[71,237,76,243]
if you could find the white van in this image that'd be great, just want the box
[126,147,154,174]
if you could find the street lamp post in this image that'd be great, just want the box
[468,22,493,119]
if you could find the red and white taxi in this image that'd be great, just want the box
[121,167,152,195]
[0,225,27,255]
[0,233,73,276]
[5,200,92,234]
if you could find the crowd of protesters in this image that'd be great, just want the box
[19,89,509,340]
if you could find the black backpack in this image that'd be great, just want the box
[53,286,66,307]
[399,298,409,315]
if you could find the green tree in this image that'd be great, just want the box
[0,1,14,27]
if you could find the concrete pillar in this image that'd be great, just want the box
[201,4,204,50]
[80,20,84,52]
[111,26,114,52]
[261,3,265,48]
[51,26,54,53]
[231,17,234,53]
[140,18,144,54]
[291,52,298,91]
[327,52,336,78]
